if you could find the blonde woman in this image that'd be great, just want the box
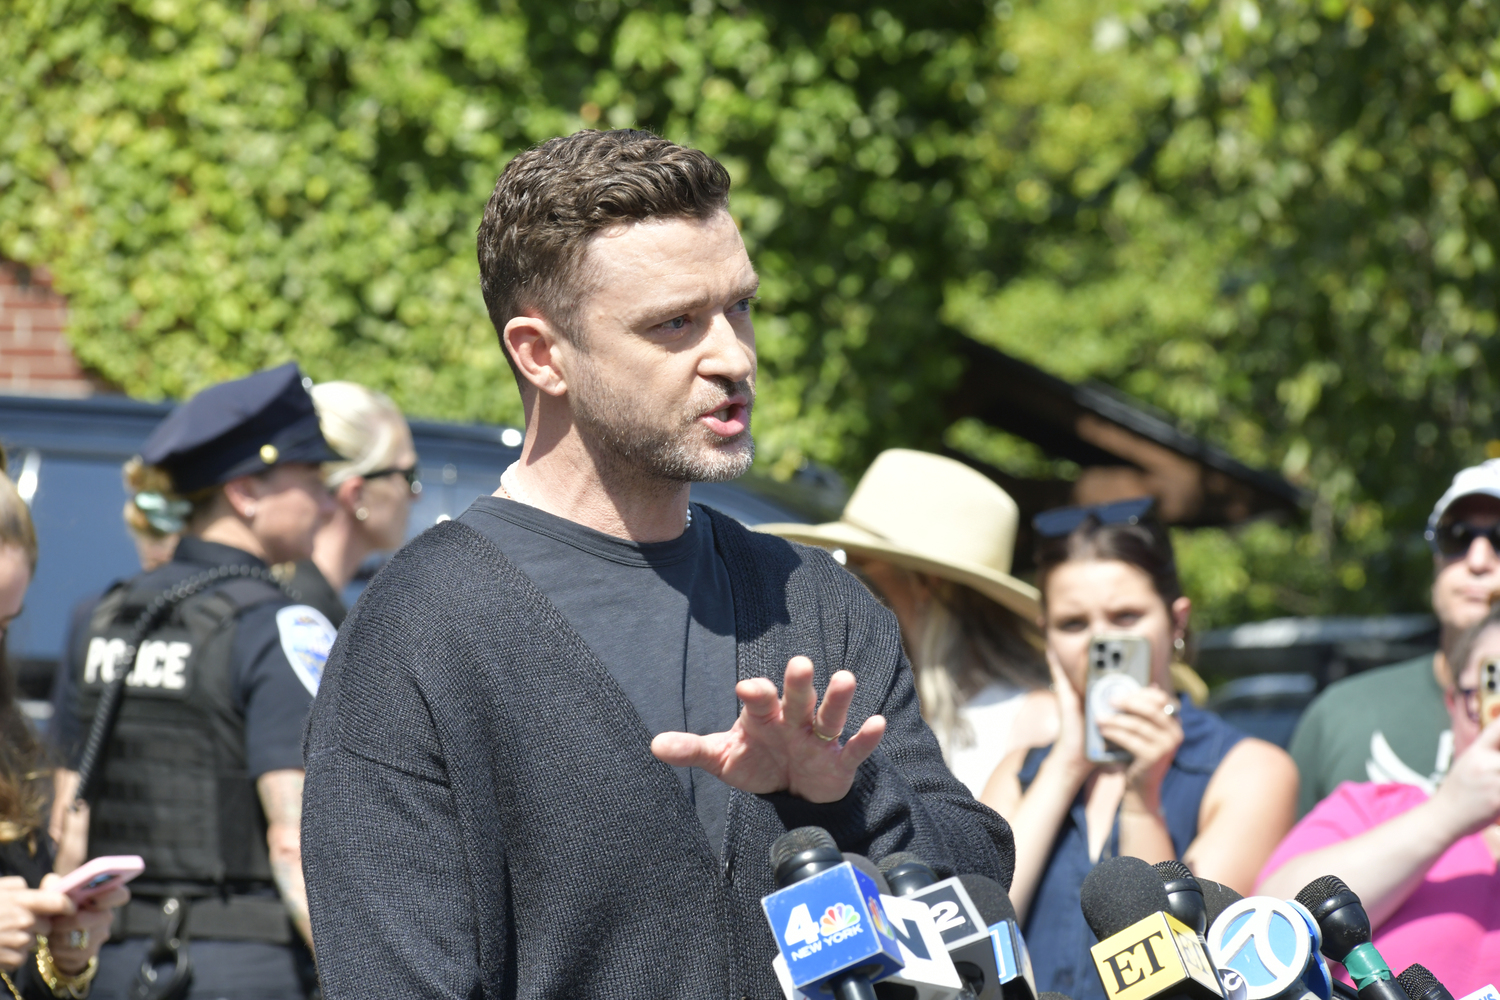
[0,448,129,999]
[760,450,1055,793]
[291,382,420,625]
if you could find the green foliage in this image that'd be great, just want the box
[4,0,1499,625]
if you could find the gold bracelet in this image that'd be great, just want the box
[35,936,98,999]
[1,970,23,1000]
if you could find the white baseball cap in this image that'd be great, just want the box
[1427,458,1500,535]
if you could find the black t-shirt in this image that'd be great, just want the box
[458,496,738,852]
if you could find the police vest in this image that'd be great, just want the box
[74,574,289,889]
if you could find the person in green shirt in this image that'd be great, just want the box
[1289,459,1500,815]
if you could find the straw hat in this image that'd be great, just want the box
[757,449,1040,619]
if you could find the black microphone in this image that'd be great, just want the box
[1081,856,1223,1000]
[876,854,1032,1000]
[768,827,887,1000]
[1152,860,1207,934]
[1397,965,1454,1000]
[879,852,939,896]
[1295,876,1408,1000]
[961,874,1038,1000]
[1195,878,1243,929]
[1151,861,1247,1000]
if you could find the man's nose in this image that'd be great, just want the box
[698,310,754,384]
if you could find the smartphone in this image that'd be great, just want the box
[53,855,144,904]
[1085,633,1153,764]
[1481,659,1500,728]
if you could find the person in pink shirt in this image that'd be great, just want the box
[1258,602,1500,994]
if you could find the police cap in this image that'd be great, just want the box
[140,363,341,494]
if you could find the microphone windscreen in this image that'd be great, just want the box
[958,873,1017,925]
[1152,859,1195,884]
[770,826,836,870]
[1397,964,1448,1000]
[1197,878,1244,927]
[876,851,923,875]
[843,853,892,896]
[1080,856,1171,940]
[1295,874,1352,912]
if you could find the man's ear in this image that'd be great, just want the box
[504,314,570,398]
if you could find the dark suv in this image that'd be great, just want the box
[0,393,813,720]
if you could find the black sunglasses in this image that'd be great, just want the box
[364,465,421,494]
[1426,520,1500,558]
[1033,496,1157,539]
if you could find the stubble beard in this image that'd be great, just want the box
[569,364,755,488]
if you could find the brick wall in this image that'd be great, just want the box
[0,261,94,397]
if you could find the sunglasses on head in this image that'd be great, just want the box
[1032,496,1157,539]
[1426,520,1500,558]
[364,464,421,494]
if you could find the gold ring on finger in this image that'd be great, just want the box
[813,727,839,742]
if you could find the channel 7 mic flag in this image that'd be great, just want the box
[762,862,904,992]
[1090,911,1225,1000]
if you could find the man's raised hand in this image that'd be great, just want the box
[650,656,886,803]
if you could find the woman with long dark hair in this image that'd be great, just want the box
[0,448,127,999]
[981,498,1298,1000]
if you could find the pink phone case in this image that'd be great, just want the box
[54,855,144,902]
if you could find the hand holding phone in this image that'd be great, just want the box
[52,855,143,904]
[1085,634,1152,763]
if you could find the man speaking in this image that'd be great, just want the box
[300,129,1013,999]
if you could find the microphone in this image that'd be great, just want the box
[1152,861,1248,1000]
[1204,893,1333,1000]
[1153,860,1207,934]
[762,827,905,1000]
[1197,879,1245,928]
[880,853,939,897]
[876,854,1036,1000]
[1294,877,1408,1000]
[962,874,1038,1000]
[1081,856,1224,1000]
[874,892,965,1000]
[1397,966,1454,1000]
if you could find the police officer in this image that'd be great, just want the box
[53,363,339,1000]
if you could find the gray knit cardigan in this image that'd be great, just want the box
[302,507,1015,1000]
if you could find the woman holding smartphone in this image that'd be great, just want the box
[0,449,127,999]
[981,498,1297,1000]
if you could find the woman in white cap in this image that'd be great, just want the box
[759,449,1054,795]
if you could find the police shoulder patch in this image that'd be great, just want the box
[275,605,337,696]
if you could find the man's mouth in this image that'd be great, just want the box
[700,398,750,438]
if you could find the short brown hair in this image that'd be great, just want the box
[477,129,732,377]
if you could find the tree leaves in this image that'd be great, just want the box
[4,0,1499,626]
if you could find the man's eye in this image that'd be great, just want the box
[731,298,752,313]
[663,316,689,330]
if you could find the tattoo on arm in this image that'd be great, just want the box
[256,769,313,951]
